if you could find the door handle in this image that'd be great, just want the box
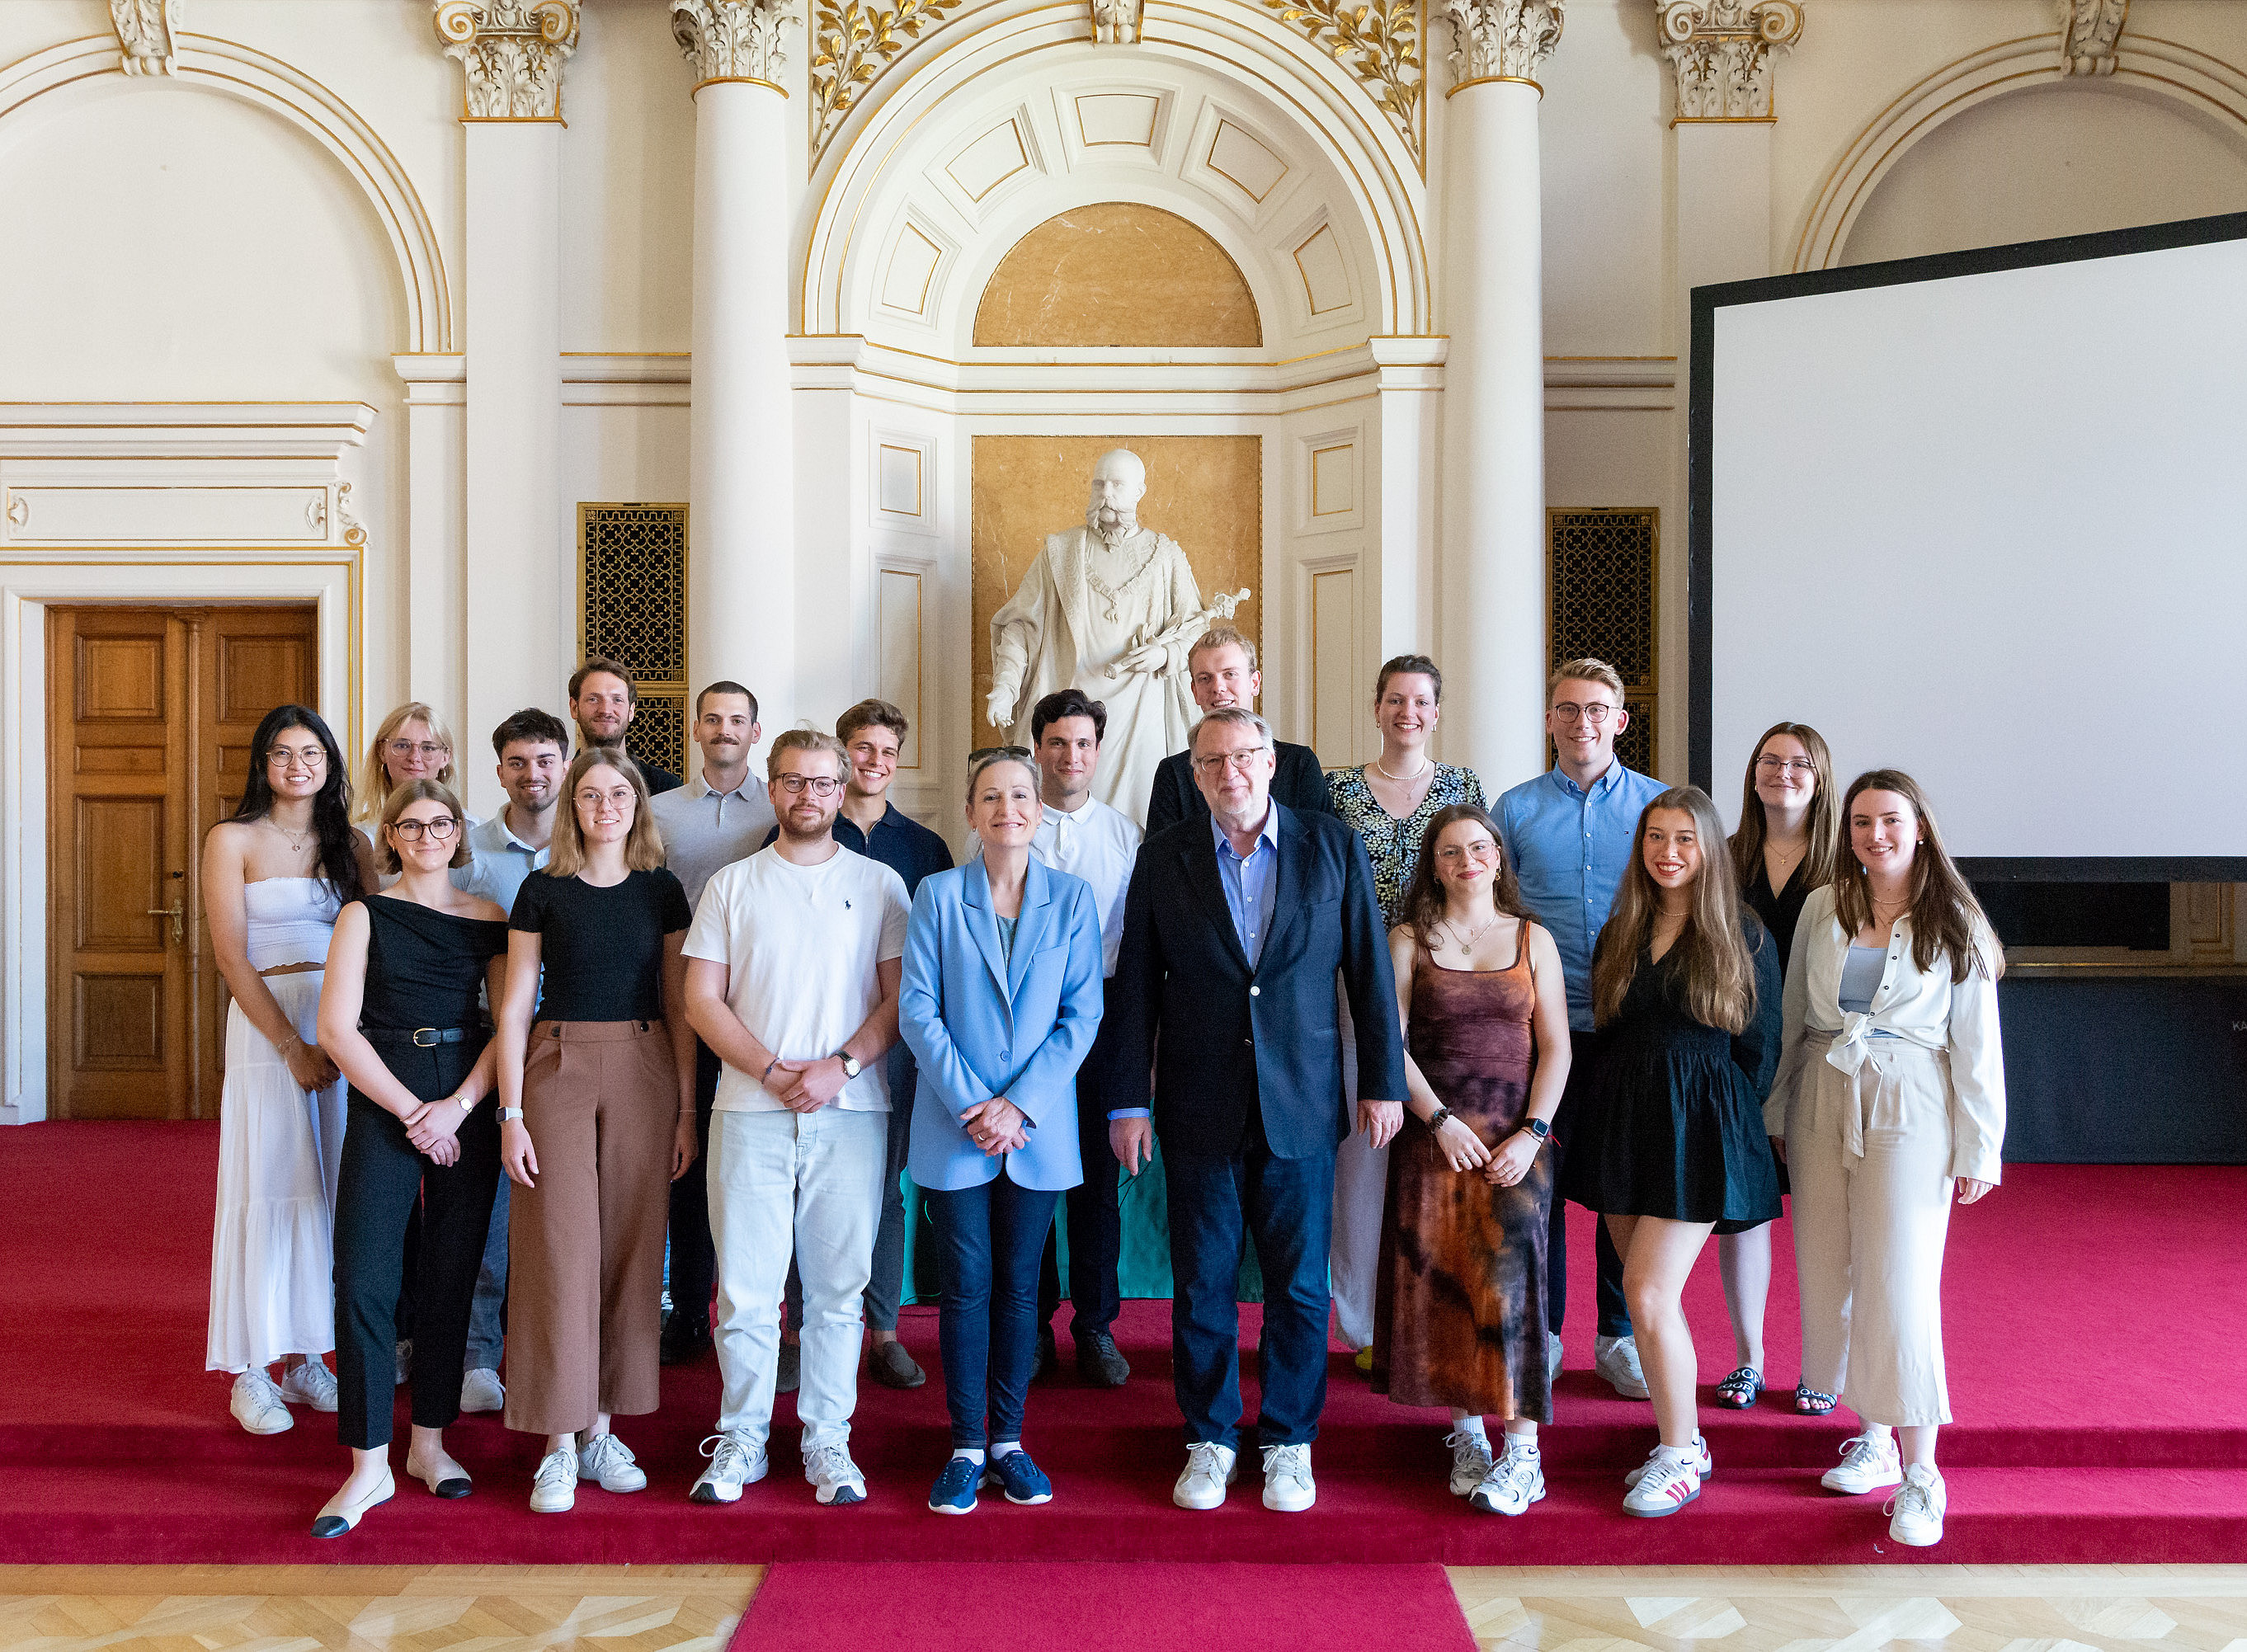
[148,900,183,945]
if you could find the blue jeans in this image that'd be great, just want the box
[927,1176,1061,1450]
[1166,1140,1335,1452]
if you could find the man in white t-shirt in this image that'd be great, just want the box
[681,729,910,1509]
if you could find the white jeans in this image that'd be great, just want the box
[708,1106,888,1454]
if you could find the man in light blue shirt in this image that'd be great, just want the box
[1496,658,1665,1401]
[1212,801,1281,965]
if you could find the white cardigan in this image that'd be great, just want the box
[1769,884,2007,1186]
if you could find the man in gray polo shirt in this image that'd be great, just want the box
[649,680,776,1365]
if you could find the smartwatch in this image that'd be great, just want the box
[1522,1117,1551,1141]
[837,1052,862,1080]
[499,1106,525,1123]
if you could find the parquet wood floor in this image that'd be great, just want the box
[0,1564,2240,1651]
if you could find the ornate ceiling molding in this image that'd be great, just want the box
[110,0,181,76]
[1441,0,1563,88]
[2061,0,2127,76]
[673,0,799,87]
[1655,0,1802,120]
[1265,0,1424,164]
[809,0,959,163]
[433,0,580,119]
[1092,0,1142,45]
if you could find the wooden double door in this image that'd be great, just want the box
[47,606,319,1120]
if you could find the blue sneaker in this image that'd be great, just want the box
[928,1455,981,1515]
[982,1449,1053,1506]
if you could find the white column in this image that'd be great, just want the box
[1438,0,1563,791]
[436,2,577,803]
[1368,335,1446,661]
[673,0,799,731]
[392,353,473,804]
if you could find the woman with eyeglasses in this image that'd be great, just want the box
[356,704,473,876]
[204,705,374,1435]
[494,748,698,1513]
[1711,723,1841,1414]
[309,782,509,1535]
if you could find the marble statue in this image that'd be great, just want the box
[986,448,1248,826]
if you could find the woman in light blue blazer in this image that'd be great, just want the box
[899,747,1105,1516]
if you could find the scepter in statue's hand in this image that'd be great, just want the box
[1105,588,1253,679]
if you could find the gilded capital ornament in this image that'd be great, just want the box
[673,0,798,85]
[111,0,182,77]
[2060,0,2127,76]
[1655,0,1802,120]
[1442,0,1563,88]
[433,0,580,119]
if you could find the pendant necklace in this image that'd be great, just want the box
[265,817,313,854]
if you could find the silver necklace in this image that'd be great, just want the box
[1445,911,1500,952]
[264,817,313,854]
[1374,752,1432,784]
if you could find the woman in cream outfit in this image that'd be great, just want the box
[1770,769,2004,1550]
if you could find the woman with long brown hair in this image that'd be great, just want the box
[1769,770,2004,1548]
[1712,722,1840,1411]
[1371,804,1571,1518]
[1561,787,1782,1518]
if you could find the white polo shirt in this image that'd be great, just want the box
[682,842,910,1113]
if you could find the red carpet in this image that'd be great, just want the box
[728,1563,1477,1652]
[4,1122,2243,1565]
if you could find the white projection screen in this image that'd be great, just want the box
[1690,213,2247,879]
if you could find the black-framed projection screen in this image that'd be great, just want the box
[1689,211,2247,882]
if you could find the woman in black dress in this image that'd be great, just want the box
[312,780,510,1536]
[1561,785,1781,1518]
[1714,722,1839,1410]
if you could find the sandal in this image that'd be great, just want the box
[1715,1367,1764,1409]
[1793,1381,1838,1416]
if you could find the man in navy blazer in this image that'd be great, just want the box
[1108,706,1407,1514]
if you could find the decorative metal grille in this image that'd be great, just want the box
[1548,507,1659,777]
[579,503,690,778]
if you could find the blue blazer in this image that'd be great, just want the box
[898,856,1105,1193]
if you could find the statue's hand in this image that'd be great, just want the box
[984,685,1016,728]
[1112,641,1167,678]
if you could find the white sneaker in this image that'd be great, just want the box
[460,1367,505,1413]
[1595,1334,1651,1400]
[229,1370,294,1435]
[1446,1428,1496,1497]
[277,1359,338,1413]
[1470,1444,1546,1516]
[530,1447,577,1513]
[1260,1443,1315,1512]
[1172,1442,1237,1510]
[804,1443,867,1506]
[1622,1450,1703,1517]
[1822,1432,1905,1496]
[1625,1434,1712,1487]
[1886,1463,1947,1546]
[690,1431,769,1504]
[577,1431,648,1494]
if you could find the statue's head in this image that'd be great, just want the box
[1086,449,1147,540]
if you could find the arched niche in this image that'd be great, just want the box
[973,202,1263,346]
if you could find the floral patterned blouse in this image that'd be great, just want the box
[1327,762,1489,928]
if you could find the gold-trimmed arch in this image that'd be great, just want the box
[0,33,453,351]
[1792,32,2247,272]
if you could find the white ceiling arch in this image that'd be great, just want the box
[801,0,1430,344]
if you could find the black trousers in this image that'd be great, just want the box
[666,1038,722,1334]
[1547,1027,1632,1339]
[1036,1059,1121,1339]
[333,1038,501,1450]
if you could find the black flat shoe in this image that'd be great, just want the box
[411,1458,473,1499]
[312,1470,394,1538]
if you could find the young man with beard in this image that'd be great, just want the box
[568,657,682,795]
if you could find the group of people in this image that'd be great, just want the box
[200,633,2004,1551]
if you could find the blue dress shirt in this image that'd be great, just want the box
[1212,805,1282,967]
[1496,760,1667,1031]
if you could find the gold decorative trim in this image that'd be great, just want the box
[1446,71,1539,96]
[458,114,568,122]
[811,0,965,167]
[1671,114,1774,125]
[1261,0,1423,164]
[694,73,787,93]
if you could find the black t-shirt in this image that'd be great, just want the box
[508,866,691,1023]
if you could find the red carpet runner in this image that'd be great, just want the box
[728,1563,1477,1652]
[3,1123,2243,1564]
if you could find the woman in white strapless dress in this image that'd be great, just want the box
[204,704,376,1434]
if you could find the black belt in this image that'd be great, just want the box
[363,1025,475,1049]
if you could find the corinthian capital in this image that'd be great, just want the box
[111,0,182,76]
[434,1,580,119]
[672,0,798,86]
[1442,0,1563,87]
[1656,0,1802,120]
[2060,0,2127,76]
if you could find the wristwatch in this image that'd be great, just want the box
[837,1052,862,1080]
[452,1092,477,1113]
[499,1106,525,1123]
[1522,1117,1551,1141]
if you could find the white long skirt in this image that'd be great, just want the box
[205,972,345,1372]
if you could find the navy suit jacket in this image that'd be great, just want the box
[1143,740,1335,838]
[1108,802,1408,1160]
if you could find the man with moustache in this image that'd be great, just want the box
[649,682,776,1366]
[1142,627,1334,836]
[569,657,683,795]
[450,706,572,1414]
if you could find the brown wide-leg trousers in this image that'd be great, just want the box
[506,1019,678,1437]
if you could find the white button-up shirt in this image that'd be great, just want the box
[1772,883,2007,1185]
[977,793,1141,977]
[650,770,779,909]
